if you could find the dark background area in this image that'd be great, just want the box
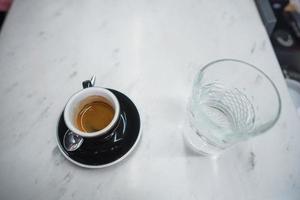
[0,0,11,30]
[0,12,6,29]
[257,0,300,81]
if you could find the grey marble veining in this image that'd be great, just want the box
[0,0,300,199]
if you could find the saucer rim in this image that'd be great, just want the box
[56,124,142,168]
[56,90,142,169]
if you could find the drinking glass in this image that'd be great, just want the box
[184,59,281,155]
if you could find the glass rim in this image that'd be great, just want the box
[198,58,282,133]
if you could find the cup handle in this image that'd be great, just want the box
[82,75,96,89]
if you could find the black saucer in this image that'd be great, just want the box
[56,89,141,168]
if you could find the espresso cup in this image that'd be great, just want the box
[64,87,120,138]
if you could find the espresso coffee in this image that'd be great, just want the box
[76,98,115,133]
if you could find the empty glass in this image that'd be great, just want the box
[184,59,281,156]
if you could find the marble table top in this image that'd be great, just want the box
[0,0,300,199]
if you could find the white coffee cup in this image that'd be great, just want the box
[64,87,120,138]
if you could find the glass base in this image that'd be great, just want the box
[183,124,224,157]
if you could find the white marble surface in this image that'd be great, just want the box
[0,0,300,199]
